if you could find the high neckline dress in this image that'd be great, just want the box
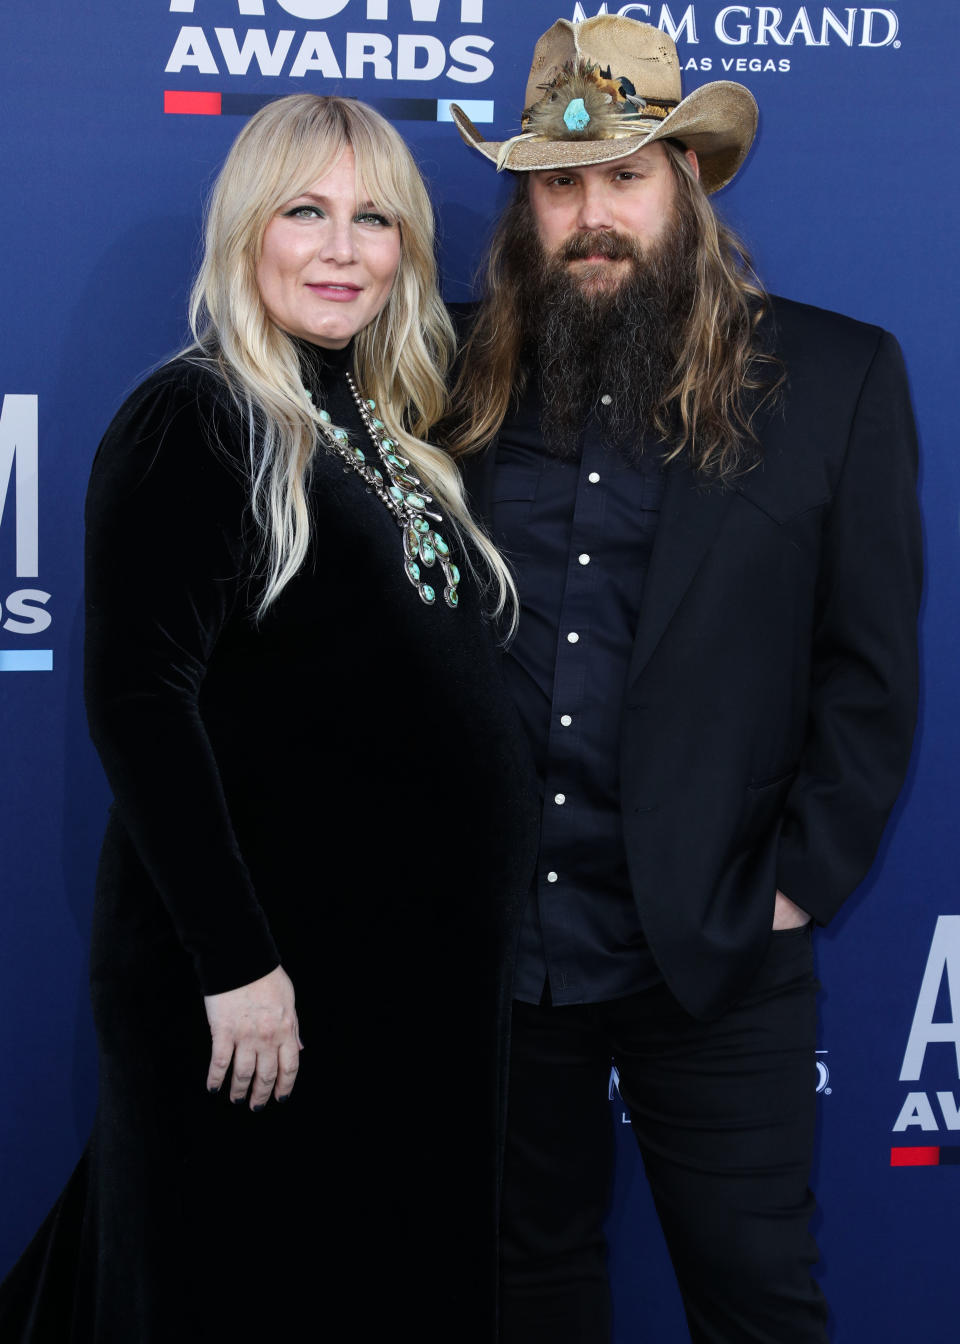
[0,342,537,1341]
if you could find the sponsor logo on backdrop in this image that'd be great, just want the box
[160,2,904,117]
[815,1049,831,1094]
[608,1053,831,1122]
[569,3,902,76]
[163,0,497,122]
[890,916,960,1168]
[609,1066,632,1123]
[0,395,52,673]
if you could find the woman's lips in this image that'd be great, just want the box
[305,282,362,302]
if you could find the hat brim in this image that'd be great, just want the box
[450,81,758,194]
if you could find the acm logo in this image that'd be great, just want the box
[0,394,52,670]
[169,0,485,14]
[892,917,960,1154]
[164,1,496,85]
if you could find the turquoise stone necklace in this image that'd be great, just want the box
[310,373,459,610]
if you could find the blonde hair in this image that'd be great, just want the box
[187,94,515,621]
[446,141,781,478]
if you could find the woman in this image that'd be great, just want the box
[0,95,535,1341]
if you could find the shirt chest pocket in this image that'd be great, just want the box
[490,465,542,550]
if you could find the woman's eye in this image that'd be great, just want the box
[356,211,392,227]
[283,204,323,219]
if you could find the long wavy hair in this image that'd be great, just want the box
[187,93,516,620]
[446,141,782,478]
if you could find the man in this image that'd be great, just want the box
[447,16,921,1344]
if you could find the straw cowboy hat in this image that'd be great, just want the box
[450,16,758,193]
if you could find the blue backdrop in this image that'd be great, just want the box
[1,3,958,1339]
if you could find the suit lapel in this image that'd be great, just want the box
[626,455,736,691]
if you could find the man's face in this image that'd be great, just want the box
[527,142,698,294]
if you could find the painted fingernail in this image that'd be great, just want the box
[231,1097,245,1106]
[277,1094,291,1104]
[252,1103,266,1112]
[208,1085,220,1096]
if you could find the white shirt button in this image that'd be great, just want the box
[588,471,600,484]
[554,793,566,805]
[567,632,579,643]
[560,714,572,726]
[600,394,612,406]
[578,553,590,566]
[547,871,558,883]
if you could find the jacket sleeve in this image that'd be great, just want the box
[84,370,281,995]
[775,331,922,923]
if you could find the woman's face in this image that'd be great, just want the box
[256,145,402,349]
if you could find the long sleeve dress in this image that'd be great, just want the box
[0,341,537,1342]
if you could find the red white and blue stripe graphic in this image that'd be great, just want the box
[164,92,493,122]
[0,650,52,671]
[890,1146,960,1167]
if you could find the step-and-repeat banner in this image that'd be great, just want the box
[1,4,957,1338]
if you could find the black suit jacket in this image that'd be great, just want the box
[460,295,922,1019]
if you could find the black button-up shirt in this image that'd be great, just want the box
[491,385,665,1005]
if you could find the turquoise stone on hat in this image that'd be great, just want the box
[420,541,436,566]
[416,519,430,534]
[319,409,331,423]
[385,452,403,469]
[405,560,421,584]
[389,484,404,503]
[406,493,425,509]
[564,98,590,132]
[366,398,376,410]
[446,563,460,586]
[433,534,449,557]
[420,584,436,605]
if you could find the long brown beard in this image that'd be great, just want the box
[510,196,697,460]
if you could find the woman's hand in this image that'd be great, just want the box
[204,965,302,1109]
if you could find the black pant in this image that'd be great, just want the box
[500,927,829,1343]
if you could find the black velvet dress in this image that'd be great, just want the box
[0,343,537,1342]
